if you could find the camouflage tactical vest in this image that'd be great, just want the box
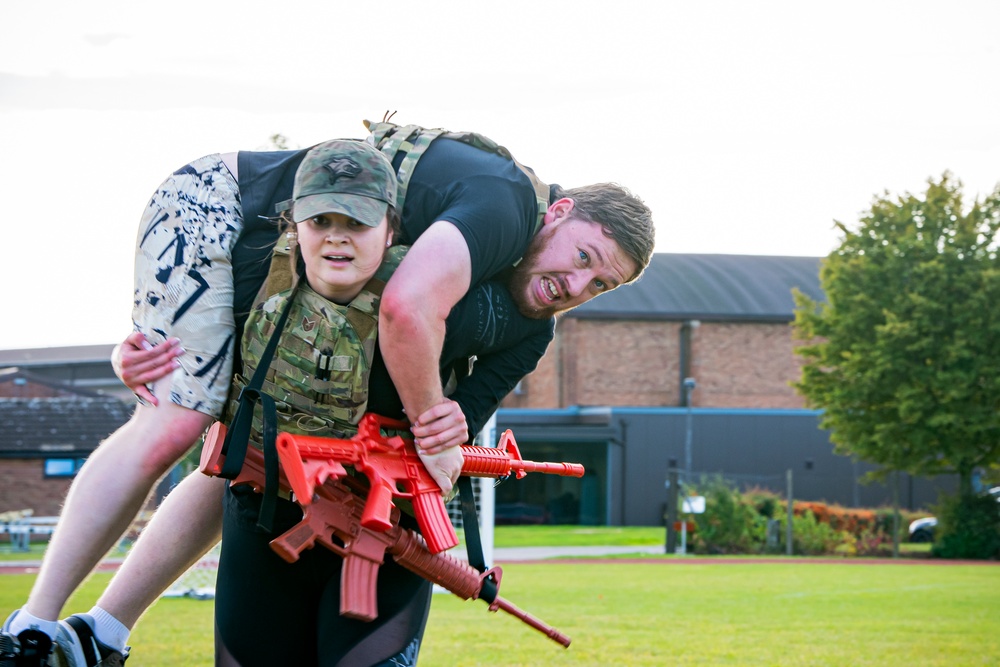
[226,246,407,446]
[364,119,550,236]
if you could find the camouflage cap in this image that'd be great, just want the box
[292,140,397,226]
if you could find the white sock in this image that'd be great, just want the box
[4,609,58,639]
[85,607,130,652]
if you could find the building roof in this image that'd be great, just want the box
[0,349,130,401]
[0,396,133,458]
[568,253,825,322]
[0,344,117,367]
[0,368,106,399]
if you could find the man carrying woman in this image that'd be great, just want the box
[3,122,654,666]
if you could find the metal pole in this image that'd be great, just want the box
[683,378,695,483]
[786,468,794,556]
[892,470,900,559]
[666,463,679,554]
[478,413,497,568]
[852,459,860,508]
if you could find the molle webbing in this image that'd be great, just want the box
[261,231,296,302]
[364,120,549,235]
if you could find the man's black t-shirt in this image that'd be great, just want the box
[388,138,539,287]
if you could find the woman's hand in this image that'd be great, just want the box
[411,399,469,495]
[112,332,184,404]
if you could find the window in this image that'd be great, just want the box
[44,458,87,478]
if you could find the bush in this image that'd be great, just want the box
[689,476,763,555]
[744,486,783,519]
[678,481,925,557]
[773,508,843,555]
[795,501,881,536]
[793,510,844,555]
[932,493,1000,560]
[853,526,894,557]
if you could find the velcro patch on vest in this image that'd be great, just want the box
[320,355,354,373]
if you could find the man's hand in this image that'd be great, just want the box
[411,399,469,454]
[112,332,183,405]
[412,399,468,495]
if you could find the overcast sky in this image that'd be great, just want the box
[2,0,998,350]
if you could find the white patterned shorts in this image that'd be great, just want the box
[132,154,242,418]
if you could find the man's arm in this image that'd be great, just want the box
[379,220,472,434]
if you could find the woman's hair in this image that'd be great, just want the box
[385,205,402,239]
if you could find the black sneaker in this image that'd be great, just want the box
[0,632,13,667]
[0,629,53,667]
[52,618,126,667]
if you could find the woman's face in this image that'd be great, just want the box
[296,212,392,304]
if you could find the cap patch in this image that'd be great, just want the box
[324,158,362,184]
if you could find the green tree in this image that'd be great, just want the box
[268,133,292,150]
[793,173,1000,497]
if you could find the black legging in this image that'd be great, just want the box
[214,486,432,667]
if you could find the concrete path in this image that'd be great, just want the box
[0,546,668,574]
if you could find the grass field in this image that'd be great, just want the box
[1,528,994,665]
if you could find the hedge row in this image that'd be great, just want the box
[684,476,927,557]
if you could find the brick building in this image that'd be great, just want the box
[0,368,133,517]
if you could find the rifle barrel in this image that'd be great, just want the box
[493,597,572,648]
[460,446,585,478]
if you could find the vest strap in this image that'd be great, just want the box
[219,284,299,531]
[457,476,486,572]
[365,120,549,237]
[393,126,444,212]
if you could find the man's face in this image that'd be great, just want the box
[509,199,637,319]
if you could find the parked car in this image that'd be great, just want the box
[908,486,1000,543]
[908,516,937,543]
